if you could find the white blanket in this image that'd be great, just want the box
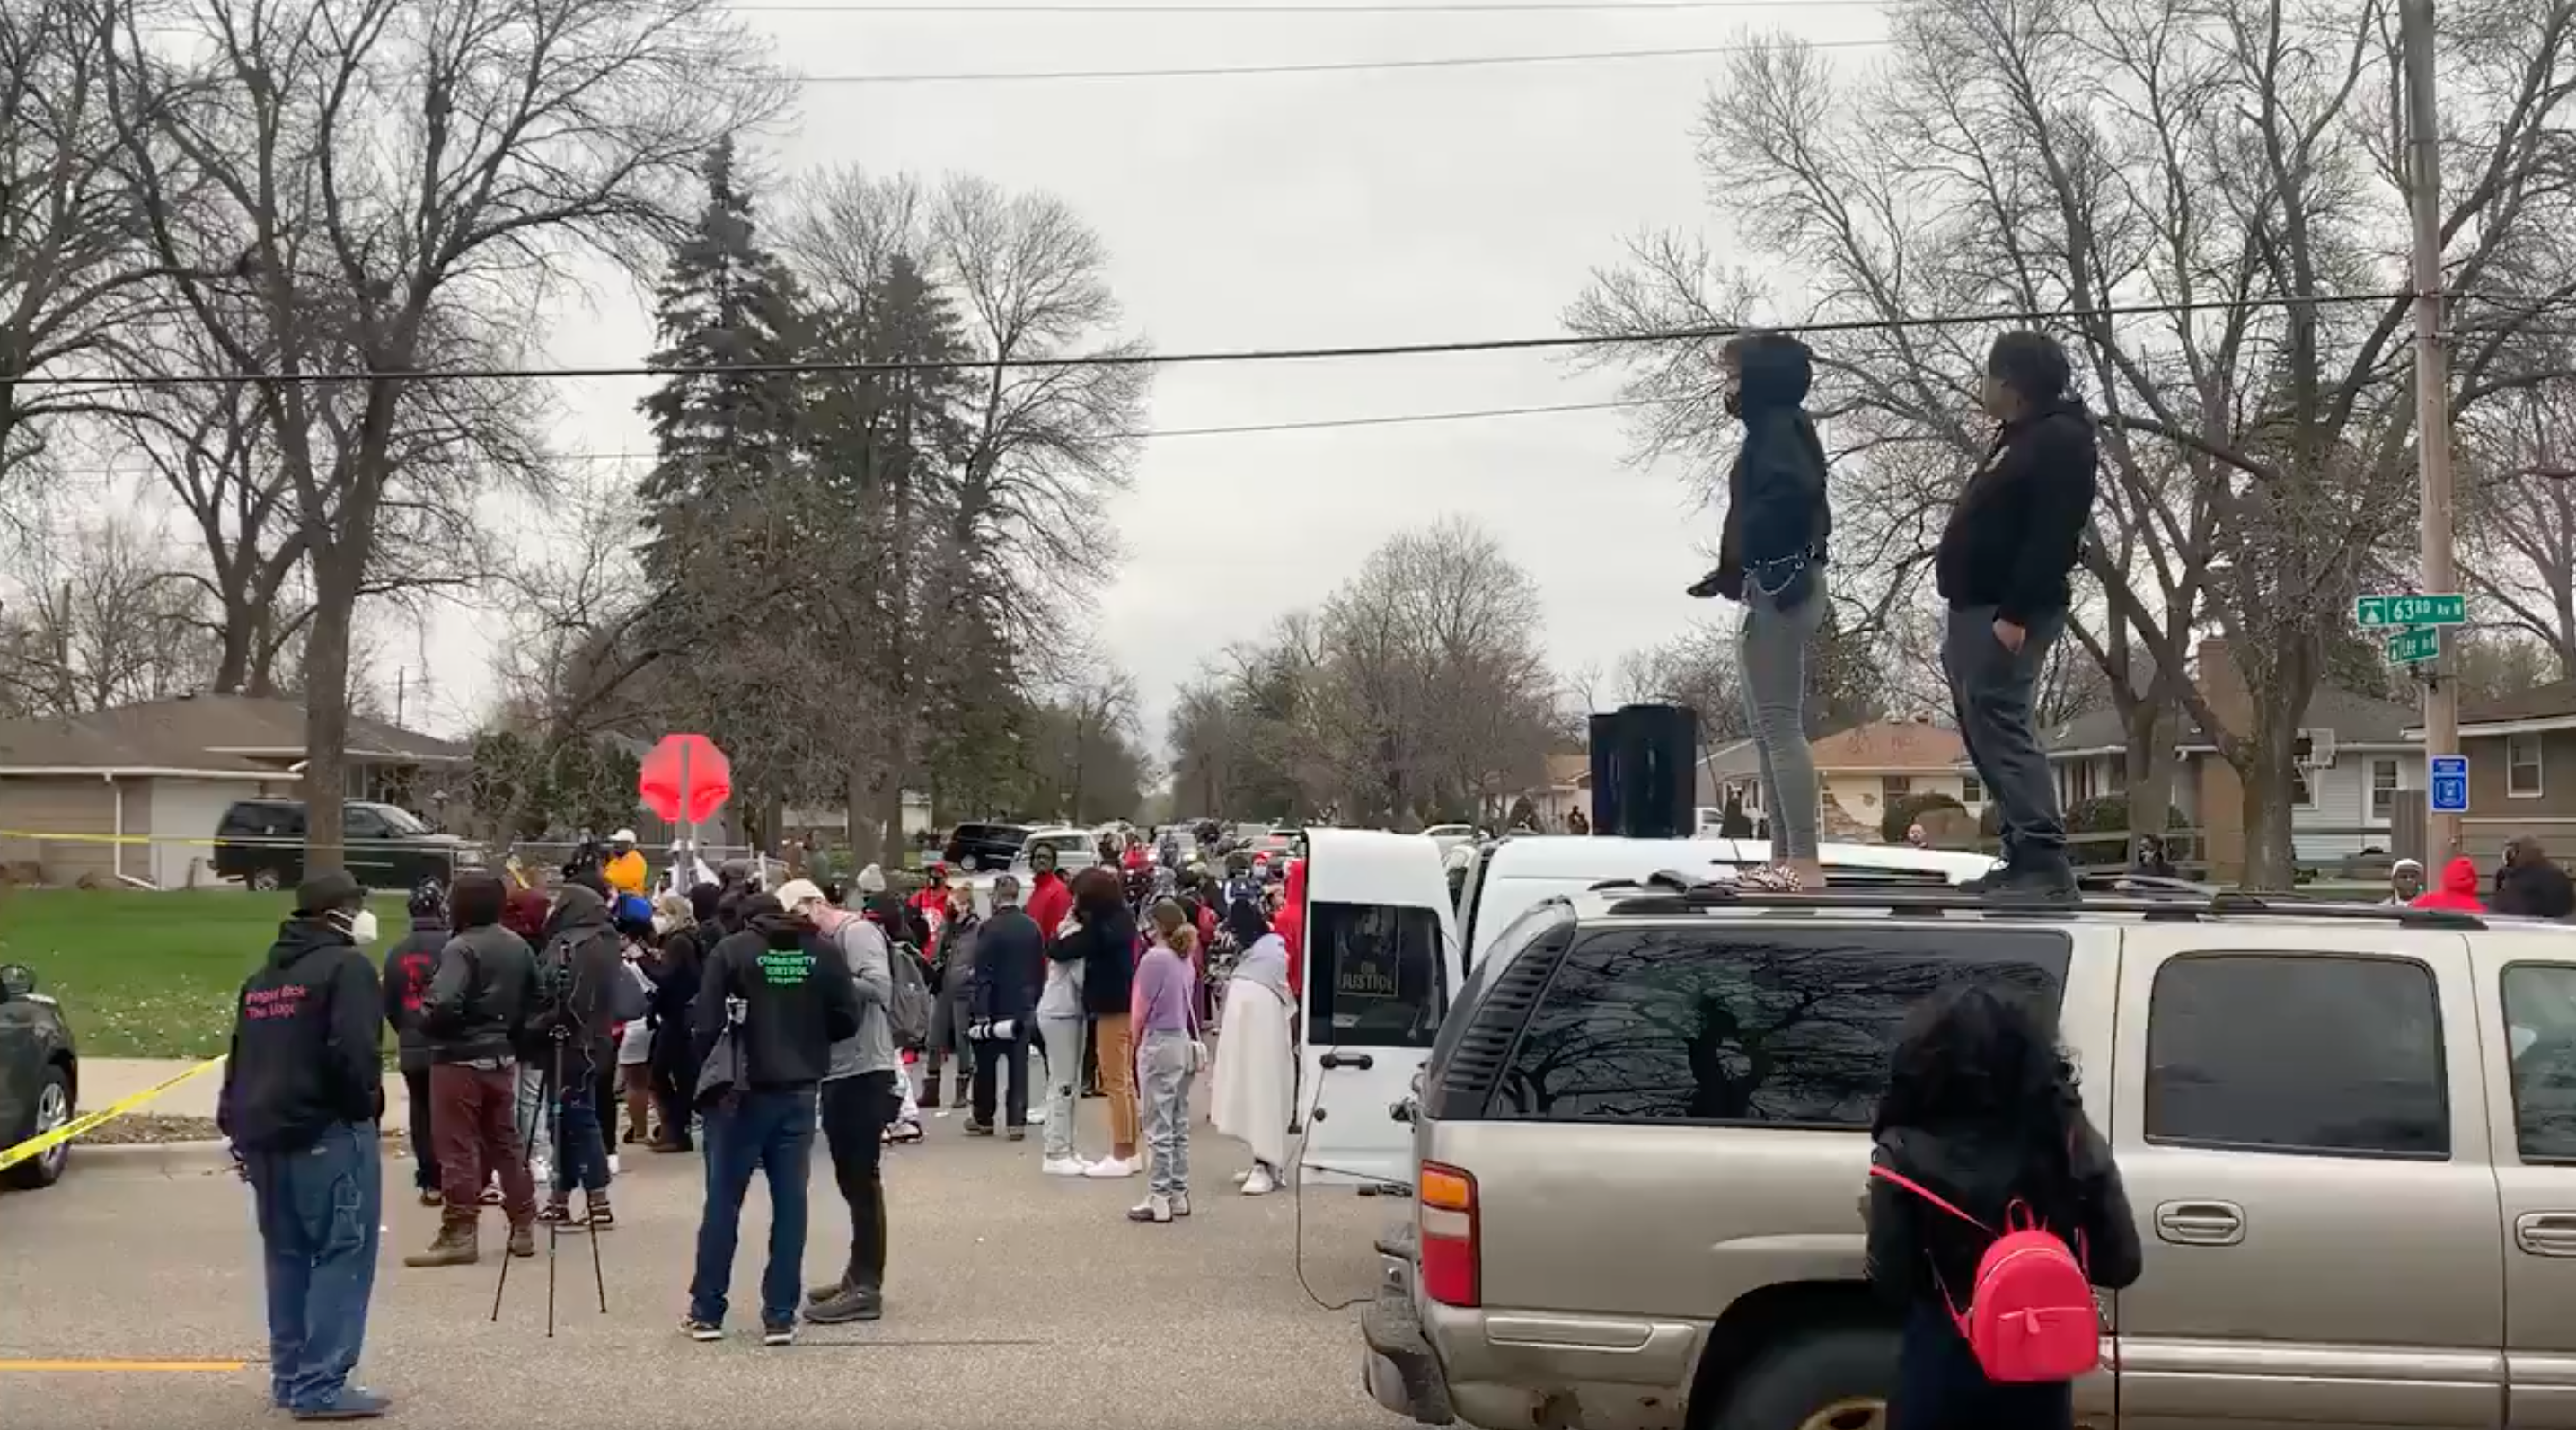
[1212,974,1295,1170]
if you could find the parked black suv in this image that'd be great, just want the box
[0,962,79,1190]
[943,822,1034,872]
[213,799,480,893]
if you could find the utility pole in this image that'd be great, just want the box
[2404,0,2461,864]
[394,667,407,728]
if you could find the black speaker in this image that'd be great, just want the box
[1589,703,1698,839]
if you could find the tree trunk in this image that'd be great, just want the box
[2238,749,2301,890]
[2123,699,2178,859]
[845,766,882,869]
[870,765,905,872]
[298,554,360,880]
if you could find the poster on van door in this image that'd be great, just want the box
[1315,905,1438,1045]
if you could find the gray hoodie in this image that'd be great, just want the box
[818,910,896,1079]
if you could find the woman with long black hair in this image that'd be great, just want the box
[1866,984,2142,1430]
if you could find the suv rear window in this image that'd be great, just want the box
[1306,901,1445,1048]
[1489,926,2068,1127]
[221,802,303,836]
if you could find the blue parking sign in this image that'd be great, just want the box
[2430,755,2469,814]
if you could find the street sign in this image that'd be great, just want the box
[2386,626,2442,664]
[2430,755,2469,814]
[2357,593,2466,628]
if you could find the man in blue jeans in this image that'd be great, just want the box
[216,869,391,1420]
[685,893,860,1344]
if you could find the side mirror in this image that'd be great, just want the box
[0,963,34,999]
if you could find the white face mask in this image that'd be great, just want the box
[334,907,381,944]
[652,914,673,936]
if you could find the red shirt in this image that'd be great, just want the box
[1025,871,1072,942]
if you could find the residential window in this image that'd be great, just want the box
[2370,758,2400,822]
[2510,734,2546,799]
[1960,772,1983,804]
[2146,953,2447,1158]
[2291,764,2316,808]
[2500,964,2576,1162]
[1489,928,2069,1126]
[2068,761,2099,804]
[1881,775,1913,804]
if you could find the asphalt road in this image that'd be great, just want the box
[0,1094,1408,1430]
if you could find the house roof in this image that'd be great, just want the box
[1540,752,1592,790]
[1808,721,1966,772]
[0,694,465,776]
[2450,677,2576,730]
[1701,738,1763,781]
[2038,682,2422,758]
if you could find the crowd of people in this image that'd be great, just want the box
[211,838,1309,1419]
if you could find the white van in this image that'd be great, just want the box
[1292,830,1996,1187]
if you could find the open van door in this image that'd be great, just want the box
[1295,828,1459,1187]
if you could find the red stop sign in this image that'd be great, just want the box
[639,733,731,824]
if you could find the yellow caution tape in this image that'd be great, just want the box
[0,1056,226,1172]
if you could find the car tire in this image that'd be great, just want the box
[247,866,283,892]
[959,853,981,872]
[1705,1324,1898,1430]
[4,1064,75,1190]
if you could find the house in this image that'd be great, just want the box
[1699,719,1983,840]
[2405,677,2576,861]
[2031,640,2425,878]
[1522,752,1593,830]
[0,694,468,888]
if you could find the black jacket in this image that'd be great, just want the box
[1054,899,1140,1018]
[525,884,624,1079]
[1713,334,1831,602]
[1935,397,2100,623]
[648,922,708,1029]
[217,920,386,1153]
[967,906,1044,1025]
[422,922,540,1065]
[1865,1118,2142,1319]
[2498,860,2576,920]
[693,905,862,1090]
[381,919,446,1073]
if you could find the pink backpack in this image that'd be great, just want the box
[1868,1164,2100,1383]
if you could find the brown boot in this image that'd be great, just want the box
[507,1222,537,1258]
[403,1222,479,1267]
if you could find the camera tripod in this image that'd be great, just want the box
[490,1026,608,1337]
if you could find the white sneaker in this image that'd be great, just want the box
[530,1157,551,1186]
[1231,1168,1251,1186]
[1170,1192,1192,1218]
[1243,1166,1276,1196]
[1125,1194,1173,1223]
[1041,1156,1091,1177]
[1084,1155,1141,1179]
[607,1153,622,1176]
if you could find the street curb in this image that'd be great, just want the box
[68,1140,235,1174]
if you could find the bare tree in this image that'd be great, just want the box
[1571,0,2576,885]
[103,0,782,869]
[2459,384,2576,675]
[0,516,216,715]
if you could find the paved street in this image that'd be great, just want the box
[0,1094,1407,1430]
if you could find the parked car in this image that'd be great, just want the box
[942,822,1034,872]
[213,799,481,893]
[1360,874,2575,1430]
[0,962,79,1190]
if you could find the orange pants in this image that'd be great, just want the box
[1094,1013,1138,1153]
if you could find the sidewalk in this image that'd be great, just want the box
[78,1057,410,1126]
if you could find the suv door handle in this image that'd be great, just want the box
[1320,1051,1374,1071]
[2516,1213,2576,1257]
[2154,1200,2245,1246]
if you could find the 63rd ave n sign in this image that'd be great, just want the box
[2355,593,2466,628]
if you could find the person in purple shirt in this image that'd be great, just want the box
[1128,902,1203,1224]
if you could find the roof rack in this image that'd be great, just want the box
[1590,869,2488,930]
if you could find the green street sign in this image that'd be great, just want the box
[2387,626,2442,664]
[2357,593,2466,628]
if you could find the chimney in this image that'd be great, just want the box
[2193,639,2248,742]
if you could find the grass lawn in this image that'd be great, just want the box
[0,888,416,1060]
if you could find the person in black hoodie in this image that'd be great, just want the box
[1936,331,2100,900]
[1691,331,1833,891]
[684,892,861,1345]
[1054,867,1141,1178]
[966,874,1044,1138]
[216,869,393,1421]
[409,871,541,1267]
[529,883,625,1228]
[1866,984,2141,1430]
[2496,836,2576,920]
[647,882,719,1152]
[381,880,448,1208]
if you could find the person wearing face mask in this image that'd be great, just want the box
[216,870,393,1421]
[1689,330,1832,893]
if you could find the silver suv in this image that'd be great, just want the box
[1361,881,2576,1430]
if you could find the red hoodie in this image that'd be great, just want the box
[1277,858,1308,1001]
[1024,869,1072,943]
[2412,856,2486,912]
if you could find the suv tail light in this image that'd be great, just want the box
[1418,1161,1480,1308]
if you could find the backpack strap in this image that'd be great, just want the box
[1868,1163,1995,1235]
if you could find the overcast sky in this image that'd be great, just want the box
[407,0,1889,755]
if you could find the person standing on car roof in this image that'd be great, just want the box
[1689,330,1832,894]
[1937,331,2100,901]
[1866,984,2141,1430]
[216,869,394,1421]
[381,880,450,1207]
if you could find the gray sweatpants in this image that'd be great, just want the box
[1138,1030,1196,1199]
[1945,604,2069,865]
[1038,1013,1087,1161]
[1737,583,1824,861]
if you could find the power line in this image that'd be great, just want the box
[737,1,1883,12]
[49,397,1654,480]
[8,290,2461,390]
[792,37,1881,82]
